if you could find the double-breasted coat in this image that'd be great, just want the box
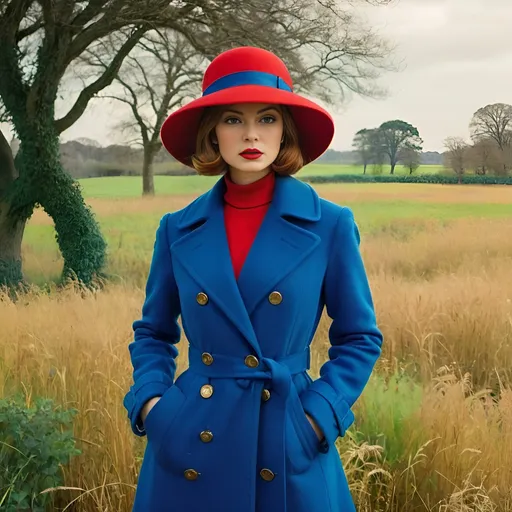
[123,173,383,512]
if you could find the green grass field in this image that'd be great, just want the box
[299,163,444,176]
[148,160,444,176]
[79,164,444,198]
[23,167,512,286]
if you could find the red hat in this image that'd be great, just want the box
[160,46,334,168]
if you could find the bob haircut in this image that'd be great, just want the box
[191,104,304,176]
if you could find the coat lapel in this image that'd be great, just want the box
[171,173,322,351]
[236,202,320,315]
[171,177,260,350]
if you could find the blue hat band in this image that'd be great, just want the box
[203,70,293,97]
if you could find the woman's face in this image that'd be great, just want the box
[214,103,284,183]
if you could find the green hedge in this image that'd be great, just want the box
[300,174,512,185]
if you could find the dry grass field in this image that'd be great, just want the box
[1,178,512,511]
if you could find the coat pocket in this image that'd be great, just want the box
[144,384,186,458]
[286,385,321,474]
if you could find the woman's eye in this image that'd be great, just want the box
[261,116,276,124]
[224,117,240,124]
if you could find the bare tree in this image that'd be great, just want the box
[444,136,469,184]
[89,30,204,195]
[470,103,512,150]
[470,103,512,174]
[398,146,421,175]
[468,137,496,175]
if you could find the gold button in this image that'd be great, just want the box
[260,468,275,481]
[201,352,214,365]
[268,291,283,305]
[200,384,214,399]
[196,292,209,306]
[199,430,213,443]
[184,469,199,480]
[244,355,259,368]
[261,389,271,402]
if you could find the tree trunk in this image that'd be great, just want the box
[0,200,26,287]
[0,129,26,287]
[14,120,107,286]
[363,163,367,174]
[390,162,396,174]
[142,147,156,196]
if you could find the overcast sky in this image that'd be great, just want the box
[4,0,511,153]
[338,0,512,152]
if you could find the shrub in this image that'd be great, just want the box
[0,394,80,512]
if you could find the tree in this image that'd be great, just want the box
[378,120,423,174]
[398,146,421,175]
[0,0,395,287]
[470,103,512,174]
[352,128,380,174]
[468,137,496,175]
[92,31,204,196]
[470,103,512,151]
[444,136,469,184]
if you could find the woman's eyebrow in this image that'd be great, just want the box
[223,106,279,115]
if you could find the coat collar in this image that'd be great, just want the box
[176,173,321,229]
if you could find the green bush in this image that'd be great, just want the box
[0,395,80,511]
[300,173,512,185]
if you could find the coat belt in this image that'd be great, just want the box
[189,345,310,388]
[188,345,312,510]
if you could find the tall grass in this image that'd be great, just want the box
[1,214,512,510]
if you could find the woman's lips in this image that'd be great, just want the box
[240,153,263,160]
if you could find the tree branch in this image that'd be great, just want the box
[64,12,127,69]
[70,0,110,30]
[0,0,34,42]
[54,26,145,134]
[130,57,159,117]
[104,75,150,145]
[16,18,43,42]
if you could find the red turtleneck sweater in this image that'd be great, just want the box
[223,171,275,280]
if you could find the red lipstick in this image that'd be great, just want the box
[240,148,263,160]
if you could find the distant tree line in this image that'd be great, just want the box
[443,103,512,182]
[351,120,424,175]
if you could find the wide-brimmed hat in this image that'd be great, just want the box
[160,46,334,168]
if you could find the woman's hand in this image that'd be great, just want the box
[306,413,325,441]
[141,396,161,424]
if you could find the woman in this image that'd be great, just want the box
[123,46,383,512]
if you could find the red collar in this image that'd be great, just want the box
[224,171,275,209]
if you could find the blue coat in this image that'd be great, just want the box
[123,173,383,512]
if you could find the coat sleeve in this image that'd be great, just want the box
[300,206,383,449]
[123,213,182,436]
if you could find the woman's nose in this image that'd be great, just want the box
[243,123,259,141]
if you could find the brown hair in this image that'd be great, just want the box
[190,105,304,176]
